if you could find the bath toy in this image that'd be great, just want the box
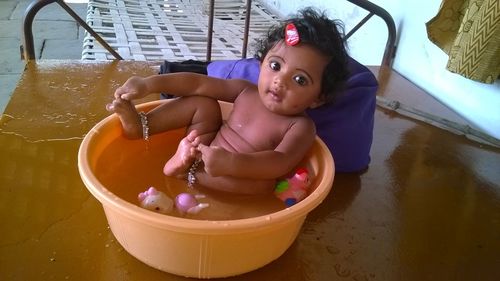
[138,186,174,214]
[175,193,210,214]
[274,167,310,207]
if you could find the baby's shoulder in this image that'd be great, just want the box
[288,114,316,135]
[238,85,258,97]
[233,86,259,103]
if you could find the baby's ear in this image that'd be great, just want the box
[309,97,325,109]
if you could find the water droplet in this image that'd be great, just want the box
[326,245,340,255]
[334,263,351,277]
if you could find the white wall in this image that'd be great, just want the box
[262,0,500,140]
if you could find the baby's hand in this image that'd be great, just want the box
[197,144,232,177]
[105,96,131,113]
[114,76,148,100]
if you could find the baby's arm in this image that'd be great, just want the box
[114,73,251,102]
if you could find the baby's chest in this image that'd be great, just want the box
[228,112,291,150]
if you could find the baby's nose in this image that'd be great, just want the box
[273,75,286,87]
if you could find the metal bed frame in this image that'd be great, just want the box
[21,0,396,66]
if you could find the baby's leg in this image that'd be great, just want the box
[109,95,221,175]
[146,96,222,143]
[146,96,222,176]
[163,130,201,176]
[106,97,143,139]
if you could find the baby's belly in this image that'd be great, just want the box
[211,123,256,153]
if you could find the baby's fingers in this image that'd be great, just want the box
[114,88,133,100]
[189,146,200,159]
[197,143,208,153]
[114,86,125,99]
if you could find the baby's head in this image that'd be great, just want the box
[255,7,349,103]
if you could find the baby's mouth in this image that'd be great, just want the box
[269,89,282,102]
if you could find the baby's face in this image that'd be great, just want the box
[257,41,329,116]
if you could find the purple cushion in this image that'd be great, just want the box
[208,58,260,83]
[208,57,378,172]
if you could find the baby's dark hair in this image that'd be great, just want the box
[254,7,349,103]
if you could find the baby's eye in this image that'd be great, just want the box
[293,75,308,86]
[269,61,281,71]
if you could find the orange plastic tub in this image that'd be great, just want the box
[78,100,334,278]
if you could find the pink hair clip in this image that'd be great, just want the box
[285,23,300,46]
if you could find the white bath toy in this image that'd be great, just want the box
[138,186,174,214]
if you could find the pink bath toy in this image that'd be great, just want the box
[175,193,209,215]
[138,186,174,214]
[274,167,311,207]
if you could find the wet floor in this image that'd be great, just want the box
[1,61,499,280]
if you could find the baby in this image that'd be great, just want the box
[106,8,349,195]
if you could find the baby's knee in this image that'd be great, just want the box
[194,96,221,113]
[190,96,222,124]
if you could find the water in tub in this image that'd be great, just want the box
[95,128,303,220]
